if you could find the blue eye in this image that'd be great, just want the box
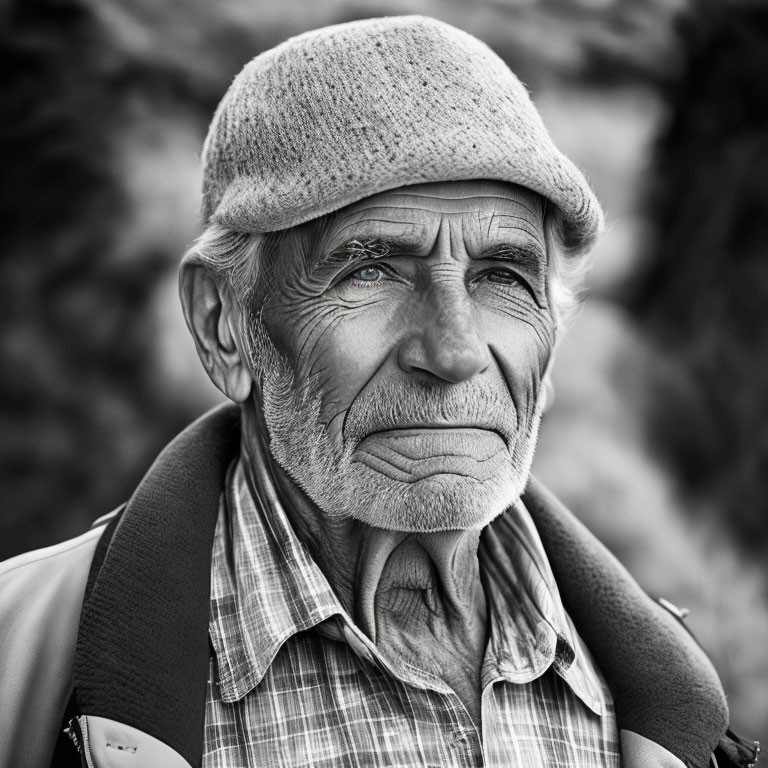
[352,266,383,282]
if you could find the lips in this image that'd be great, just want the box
[352,427,508,481]
[341,382,519,451]
[365,424,505,441]
[359,423,509,448]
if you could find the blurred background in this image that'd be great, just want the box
[1,0,767,740]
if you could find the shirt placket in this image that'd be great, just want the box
[325,616,486,767]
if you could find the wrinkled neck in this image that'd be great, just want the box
[240,399,486,643]
[357,529,485,642]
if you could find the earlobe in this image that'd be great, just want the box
[539,344,557,414]
[539,374,555,413]
[220,313,254,402]
[179,260,253,403]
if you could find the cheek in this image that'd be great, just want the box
[266,296,398,423]
[482,303,555,408]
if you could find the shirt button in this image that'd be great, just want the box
[500,656,530,676]
[450,729,470,747]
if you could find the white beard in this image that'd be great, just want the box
[246,318,543,532]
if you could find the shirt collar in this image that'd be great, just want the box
[208,450,343,703]
[481,503,608,715]
[209,441,608,715]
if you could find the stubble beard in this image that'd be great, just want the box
[245,316,543,533]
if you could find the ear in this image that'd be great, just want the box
[179,259,253,403]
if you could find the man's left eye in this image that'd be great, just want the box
[485,269,518,285]
[351,266,383,282]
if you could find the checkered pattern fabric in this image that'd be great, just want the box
[204,446,620,767]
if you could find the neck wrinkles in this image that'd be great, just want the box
[240,399,487,645]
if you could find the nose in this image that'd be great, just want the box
[398,281,490,383]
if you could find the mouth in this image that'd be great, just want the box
[363,425,508,443]
[352,427,509,480]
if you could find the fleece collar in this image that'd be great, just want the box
[71,404,240,768]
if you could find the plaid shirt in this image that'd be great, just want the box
[205,444,620,767]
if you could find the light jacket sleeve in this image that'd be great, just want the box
[0,526,103,768]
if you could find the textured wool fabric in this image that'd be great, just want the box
[202,16,603,252]
[522,476,730,768]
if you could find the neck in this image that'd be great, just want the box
[240,400,487,639]
[241,399,488,725]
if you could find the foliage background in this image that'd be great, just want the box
[1,0,766,739]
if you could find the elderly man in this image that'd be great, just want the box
[0,15,758,768]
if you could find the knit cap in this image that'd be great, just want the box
[202,16,603,252]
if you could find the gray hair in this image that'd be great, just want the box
[183,207,593,333]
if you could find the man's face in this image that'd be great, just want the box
[253,180,556,532]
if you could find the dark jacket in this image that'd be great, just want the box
[0,405,759,768]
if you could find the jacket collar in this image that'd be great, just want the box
[72,404,240,768]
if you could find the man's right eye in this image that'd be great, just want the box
[350,266,383,282]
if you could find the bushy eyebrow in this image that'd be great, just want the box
[477,243,546,272]
[312,236,421,274]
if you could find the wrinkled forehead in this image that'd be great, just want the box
[325,180,547,252]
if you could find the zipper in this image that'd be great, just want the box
[64,716,97,768]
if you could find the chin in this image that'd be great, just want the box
[263,389,543,533]
[341,463,525,533]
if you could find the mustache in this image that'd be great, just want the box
[342,381,519,447]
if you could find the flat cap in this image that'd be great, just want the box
[202,15,603,251]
